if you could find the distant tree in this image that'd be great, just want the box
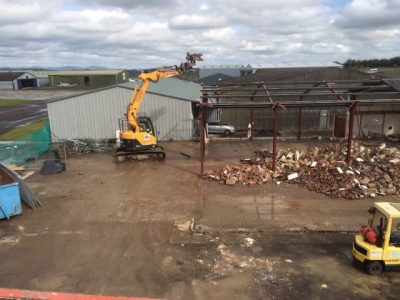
[343,56,400,69]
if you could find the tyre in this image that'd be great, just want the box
[223,129,231,136]
[365,261,383,275]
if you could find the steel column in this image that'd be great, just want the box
[297,96,303,140]
[382,112,386,135]
[272,107,278,171]
[250,108,254,140]
[271,103,286,171]
[346,101,359,164]
[200,84,205,174]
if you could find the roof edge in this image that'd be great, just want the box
[47,83,199,104]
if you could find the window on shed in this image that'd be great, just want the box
[122,73,126,80]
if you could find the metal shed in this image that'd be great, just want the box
[48,70,129,88]
[0,72,39,89]
[47,78,200,141]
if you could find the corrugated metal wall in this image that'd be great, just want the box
[48,87,194,141]
[0,81,13,89]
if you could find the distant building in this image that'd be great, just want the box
[198,62,341,80]
[197,73,234,85]
[198,65,247,79]
[248,62,342,69]
[28,70,53,86]
[224,66,367,83]
[217,67,377,134]
[0,72,39,89]
[48,70,129,88]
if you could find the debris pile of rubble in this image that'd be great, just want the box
[203,142,400,199]
[54,139,115,158]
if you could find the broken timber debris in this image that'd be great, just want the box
[203,142,400,199]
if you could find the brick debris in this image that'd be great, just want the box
[203,142,400,199]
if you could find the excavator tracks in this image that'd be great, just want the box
[114,149,166,163]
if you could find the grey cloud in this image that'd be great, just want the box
[334,0,400,29]
[0,0,399,68]
[76,0,178,9]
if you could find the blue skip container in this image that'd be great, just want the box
[0,168,21,219]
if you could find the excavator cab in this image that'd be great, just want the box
[353,202,400,275]
[138,116,156,135]
[119,116,157,152]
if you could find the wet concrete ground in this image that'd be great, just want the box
[0,141,399,299]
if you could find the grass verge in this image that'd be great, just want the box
[0,119,48,141]
[0,99,40,106]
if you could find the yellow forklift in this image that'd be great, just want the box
[353,202,400,275]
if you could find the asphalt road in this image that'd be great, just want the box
[0,104,48,135]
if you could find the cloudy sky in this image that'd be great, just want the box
[0,0,399,68]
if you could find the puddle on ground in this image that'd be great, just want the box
[300,256,391,298]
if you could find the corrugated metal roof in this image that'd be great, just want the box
[0,72,33,81]
[199,65,243,69]
[223,67,368,83]
[249,62,342,68]
[49,69,125,76]
[119,78,201,102]
[197,73,234,85]
[28,70,53,77]
[47,78,200,103]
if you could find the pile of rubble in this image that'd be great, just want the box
[203,142,400,199]
[54,139,115,158]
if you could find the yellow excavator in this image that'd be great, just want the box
[114,53,203,163]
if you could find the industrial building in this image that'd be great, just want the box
[47,78,201,141]
[28,70,53,86]
[48,69,129,88]
[198,62,342,80]
[0,72,39,89]
[198,65,249,79]
[216,67,395,136]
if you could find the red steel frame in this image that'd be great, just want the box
[198,79,400,175]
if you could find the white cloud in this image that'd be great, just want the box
[169,14,227,30]
[0,0,60,25]
[0,0,399,68]
[202,27,235,41]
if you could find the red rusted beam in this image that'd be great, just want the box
[346,101,359,164]
[297,96,303,140]
[250,108,254,140]
[272,107,278,171]
[200,84,205,175]
[271,103,287,171]
[0,288,159,300]
[324,81,346,101]
[261,81,274,103]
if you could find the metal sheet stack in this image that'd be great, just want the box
[0,163,41,209]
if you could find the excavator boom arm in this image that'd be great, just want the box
[125,53,203,133]
[127,67,180,132]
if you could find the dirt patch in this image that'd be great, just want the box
[0,142,400,299]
